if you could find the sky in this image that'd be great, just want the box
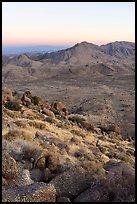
[2,2,135,47]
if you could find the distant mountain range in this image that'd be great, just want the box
[2,45,69,55]
[2,41,135,82]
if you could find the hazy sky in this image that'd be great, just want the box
[2,2,135,46]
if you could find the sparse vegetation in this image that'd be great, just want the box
[45,116,57,124]
[5,101,22,111]
[31,96,40,105]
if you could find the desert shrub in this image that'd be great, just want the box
[31,96,40,105]
[45,116,57,124]
[38,114,45,120]
[6,110,21,118]
[83,152,94,161]
[69,115,86,124]
[81,121,94,131]
[22,143,42,160]
[50,107,60,115]
[98,146,106,154]
[98,135,107,141]
[69,137,81,145]
[26,115,35,120]
[106,151,115,159]
[5,101,22,111]
[71,129,86,138]
[33,121,46,129]
[3,129,33,141]
[81,160,106,178]
[113,152,134,165]
[69,115,94,131]
[14,120,28,128]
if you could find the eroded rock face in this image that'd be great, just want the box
[2,182,56,202]
[50,165,94,199]
[2,152,19,179]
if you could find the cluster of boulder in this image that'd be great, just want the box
[2,144,135,202]
[2,88,69,119]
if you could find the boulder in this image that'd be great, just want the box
[52,102,68,116]
[2,88,13,102]
[24,91,32,98]
[42,108,55,118]
[35,156,46,169]
[50,165,94,199]
[73,187,101,202]
[47,154,59,172]
[2,152,19,179]
[52,102,66,112]
[43,168,52,182]
[2,182,56,202]
[107,125,121,135]
[93,127,102,134]
[30,168,43,182]
[21,94,31,105]
[15,169,34,186]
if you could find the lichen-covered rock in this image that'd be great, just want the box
[2,152,19,179]
[2,182,56,202]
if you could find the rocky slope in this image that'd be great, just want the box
[2,88,135,202]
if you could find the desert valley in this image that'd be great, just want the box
[2,40,135,202]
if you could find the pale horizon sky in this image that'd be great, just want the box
[2,2,135,47]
